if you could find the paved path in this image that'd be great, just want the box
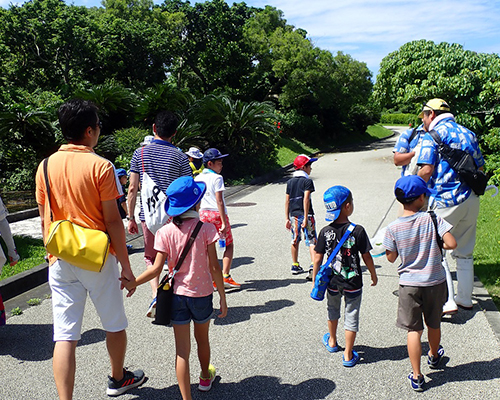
[1,130,499,400]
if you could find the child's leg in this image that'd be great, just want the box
[327,319,339,348]
[427,327,441,358]
[326,290,341,347]
[222,243,234,276]
[407,330,423,378]
[173,323,192,400]
[344,330,357,361]
[194,320,211,378]
[306,216,317,266]
[343,292,362,361]
[291,242,299,264]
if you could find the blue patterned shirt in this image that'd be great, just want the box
[393,124,425,176]
[417,115,485,208]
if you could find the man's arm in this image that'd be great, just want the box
[418,164,434,182]
[127,172,140,234]
[394,151,415,166]
[102,199,135,293]
[38,204,46,242]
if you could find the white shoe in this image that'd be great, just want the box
[442,299,458,315]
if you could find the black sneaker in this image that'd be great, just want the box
[107,369,145,397]
[408,372,424,392]
[428,345,444,369]
[291,264,304,275]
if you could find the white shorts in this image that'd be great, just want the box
[49,255,128,341]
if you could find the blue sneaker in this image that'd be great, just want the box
[342,350,359,367]
[408,372,425,392]
[428,345,444,369]
[322,333,340,353]
[291,264,304,275]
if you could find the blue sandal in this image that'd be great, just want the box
[322,333,340,353]
[342,350,360,367]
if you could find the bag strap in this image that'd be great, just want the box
[428,129,443,147]
[42,158,54,222]
[323,223,356,269]
[141,146,145,174]
[159,220,203,285]
[428,211,443,255]
[408,128,418,144]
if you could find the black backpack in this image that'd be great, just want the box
[428,130,488,196]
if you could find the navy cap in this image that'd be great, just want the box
[395,175,436,201]
[203,148,228,164]
[116,168,127,177]
[164,176,206,217]
[324,186,351,222]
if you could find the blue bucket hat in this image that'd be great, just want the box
[165,176,206,217]
[116,168,127,177]
[324,186,351,222]
[395,175,436,202]
[203,148,228,164]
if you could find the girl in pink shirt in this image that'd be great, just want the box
[123,176,227,399]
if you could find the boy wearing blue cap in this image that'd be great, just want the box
[195,148,240,289]
[383,175,456,392]
[312,186,377,367]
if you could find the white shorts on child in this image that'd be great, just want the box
[49,255,128,341]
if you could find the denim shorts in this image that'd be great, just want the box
[171,293,214,325]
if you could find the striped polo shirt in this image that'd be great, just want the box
[130,139,192,221]
[383,212,452,287]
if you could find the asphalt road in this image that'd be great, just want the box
[1,128,499,400]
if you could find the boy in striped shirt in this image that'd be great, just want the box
[383,175,456,392]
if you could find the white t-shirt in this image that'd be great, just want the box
[195,169,227,212]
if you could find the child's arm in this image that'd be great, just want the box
[385,249,398,263]
[215,190,228,235]
[442,231,457,250]
[121,251,167,296]
[285,194,291,230]
[302,190,311,229]
[362,252,378,286]
[208,242,227,318]
[312,251,324,288]
[120,201,128,215]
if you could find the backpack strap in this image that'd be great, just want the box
[428,129,442,146]
[428,211,443,257]
[408,128,418,144]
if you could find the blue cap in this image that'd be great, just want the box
[394,175,436,200]
[116,168,127,177]
[203,148,228,164]
[164,176,206,217]
[324,186,351,222]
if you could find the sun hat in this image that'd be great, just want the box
[293,154,318,170]
[164,176,206,217]
[185,147,203,159]
[323,186,351,222]
[394,175,437,202]
[116,168,127,177]
[203,148,228,164]
[140,135,154,146]
[418,98,450,118]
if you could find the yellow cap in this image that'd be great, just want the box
[418,98,450,118]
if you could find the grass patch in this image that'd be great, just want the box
[277,136,320,167]
[0,235,46,281]
[474,194,500,310]
[334,124,394,147]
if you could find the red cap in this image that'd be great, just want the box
[293,154,318,169]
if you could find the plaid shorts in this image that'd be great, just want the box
[199,209,234,245]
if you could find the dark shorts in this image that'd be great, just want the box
[397,282,447,331]
[171,294,213,325]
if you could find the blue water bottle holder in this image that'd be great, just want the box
[310,223,356,301]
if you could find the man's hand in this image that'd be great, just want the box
[128,219,138,235]
[120,268,136,297]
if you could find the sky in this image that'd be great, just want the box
[2,0,500,78]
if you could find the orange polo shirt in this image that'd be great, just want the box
[35,144,121,262]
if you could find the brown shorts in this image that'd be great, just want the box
[396,281,447,331]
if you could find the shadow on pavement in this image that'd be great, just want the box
[231,256,255,270]
[426,358,500,387]
[131,376,336,400]
[244,278,309,292]
[214,300,294,325]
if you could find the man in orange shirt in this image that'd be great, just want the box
[35,99,145,399]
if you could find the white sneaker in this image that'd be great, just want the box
[146,298,157,318]
[442,299,458,315]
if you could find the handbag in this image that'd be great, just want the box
[140,147,170,234]
[429,130,488,196]
[153,220,203,326]
[43,158,111,272]
[311,223,356,301]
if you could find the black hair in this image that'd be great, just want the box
[424,109,449,118]
[395,188,420,204]
[154,110,179,139]
[173,216,183,227]
[58,99,99,142]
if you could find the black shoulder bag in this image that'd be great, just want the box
[153,220,203,326]
[428,129,488,196]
